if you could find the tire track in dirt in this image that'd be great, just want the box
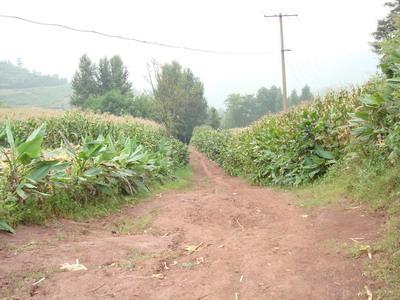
[0,150,383,299]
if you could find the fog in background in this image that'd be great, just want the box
[0,0,388,107]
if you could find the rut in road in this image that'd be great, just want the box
[0,150,383,299]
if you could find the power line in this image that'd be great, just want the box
[0,14,275,56]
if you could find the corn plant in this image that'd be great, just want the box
[191,88,361,186]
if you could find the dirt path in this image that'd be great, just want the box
[0,150,384,299]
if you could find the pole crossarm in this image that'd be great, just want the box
[264,14,298,18]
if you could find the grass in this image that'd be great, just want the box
[112,210,159,235]
[292,178,347,212]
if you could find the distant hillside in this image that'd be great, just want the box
[0,85,72,109]
[0,60,67,89]
[0,60,71,108]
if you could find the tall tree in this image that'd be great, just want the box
[223,94,255,128]
[97,57,113,95]
[206,107,221,129]
[110,55,132,94]
[372,0,400,52]
[289,89,300,107]
[71,54,97,107]
[299,85,313,102]
[148,60,208,142]
[255,85,283,115]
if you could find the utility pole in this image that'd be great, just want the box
[264,13,297,111]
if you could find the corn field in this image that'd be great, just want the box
[191,88,362,186]
[0,110,188,231]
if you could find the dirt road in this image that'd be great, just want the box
[0,150,383,299]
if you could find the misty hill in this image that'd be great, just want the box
[0,60,67,89]
[0,60,71,108]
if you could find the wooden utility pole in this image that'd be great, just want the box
[264,13,297,111]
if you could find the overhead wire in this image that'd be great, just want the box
[0,14,275,56]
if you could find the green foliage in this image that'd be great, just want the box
[109,55,132,94]
[71,54,98,106]
[0,111,188,168]
[71,54,132,107]
[0,116,189,227]
[192,88,360,186]
[149,60,208,143]
[372,0,400,52]
[222,85,314,129]
[129,93,158,120]
[0,60,67,89]
[83,90,133,116]
[206,107,221,129]
[0,220,15,233]
[350,31,400,164]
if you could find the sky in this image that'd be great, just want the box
[0,0,389,108]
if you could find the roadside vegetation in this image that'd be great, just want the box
[0,110,188,231]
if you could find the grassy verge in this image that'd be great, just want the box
[292,161,400,298]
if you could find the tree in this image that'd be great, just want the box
[299,85,313,102]
[129,93,158,120]
[206,107,221,129]
[223,93,256,128]
[222,85,311,128]
[255,86,283,114]
[110,55,132,94]
[83,90,133,116]
[71,54,133,108]
[372,0,400,52]
[97,57,113,95]
[148,60,208,143]
[71,54,97,106]
[289,89,300,107]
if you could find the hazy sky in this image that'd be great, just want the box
[0,0,388,107]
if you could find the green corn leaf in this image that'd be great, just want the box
[16,185,28,199]
[315,149,335,160]
[17,123,46,164]
[5,120,16,157]
[27,161,68,182]
[83,168,103,177]
[0,221,15,234]
[353,111,369,121]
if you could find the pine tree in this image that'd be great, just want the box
[110,55,132,94]
[207,107,221,129]
[71,54,97,107]
[372,0,400,52]
[289,89,300,107]
[97,57,112,95]
[300,85,313,102]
